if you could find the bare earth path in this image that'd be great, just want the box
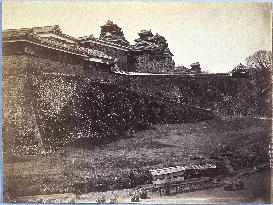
[15,169,271,203]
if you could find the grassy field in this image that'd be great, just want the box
[4,117,271,199]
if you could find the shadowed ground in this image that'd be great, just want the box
[4,117,271,203]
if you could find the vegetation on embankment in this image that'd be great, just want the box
[4,118,271,198]
[113,74,271,118]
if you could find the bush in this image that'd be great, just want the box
[96,196,106,203]
[109,196,118,203]
[139,189,148,199]
[131,193,140,202]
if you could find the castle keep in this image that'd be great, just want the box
[129,29,175,73]
[78,20,175,73]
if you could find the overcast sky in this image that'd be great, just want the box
[3,2,272,73]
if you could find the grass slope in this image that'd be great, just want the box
[4,117,271,198]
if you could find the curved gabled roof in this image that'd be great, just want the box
[2,28,33,40]
[149,164,216,176]
[78,35,130,51]
[3,25,79,42]
[232,63,247,71]
[86,49,113,60]
[230,63,249,73]
[3,25,114,64]
[190,62,200,67]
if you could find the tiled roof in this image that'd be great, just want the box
[78,35,130,50]
[130,40,162,51]
[101,20,121,29]
[2,28,33,40]
[86,49,113,60]
[150,166,186,176]
[138,29,153,35]
[3,25,114,63]
[132,31,172,54]
[27,34,84,55]
[3,25,78,42]
[149,164,216,176]
[32,25,60,34]
[232,63,247,71]
[163,47,174,56]
[191,62,200,67]
[78,35,96,42]
[104,20,115,26]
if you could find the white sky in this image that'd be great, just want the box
[2,2,272,73]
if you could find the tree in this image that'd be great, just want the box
[246,50,272,71]
[246,50,272,88]
[246,50,272,116]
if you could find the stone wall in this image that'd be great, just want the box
[3,54,214,155]
[113,74,271,117]
[131,52,175,73]
[2,54,87,154]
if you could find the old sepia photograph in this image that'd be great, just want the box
[2,1,272,203]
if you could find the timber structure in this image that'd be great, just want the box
[2,25,115,70]
[3,22,238,77]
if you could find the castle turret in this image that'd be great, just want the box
[231,63,249,78]
[190,62,201,72]
[136,30,154,41]
[99,20,129,46]
[130,29,175,73]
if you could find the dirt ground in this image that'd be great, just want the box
[4,117,272,201]
[15,169,271,203]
